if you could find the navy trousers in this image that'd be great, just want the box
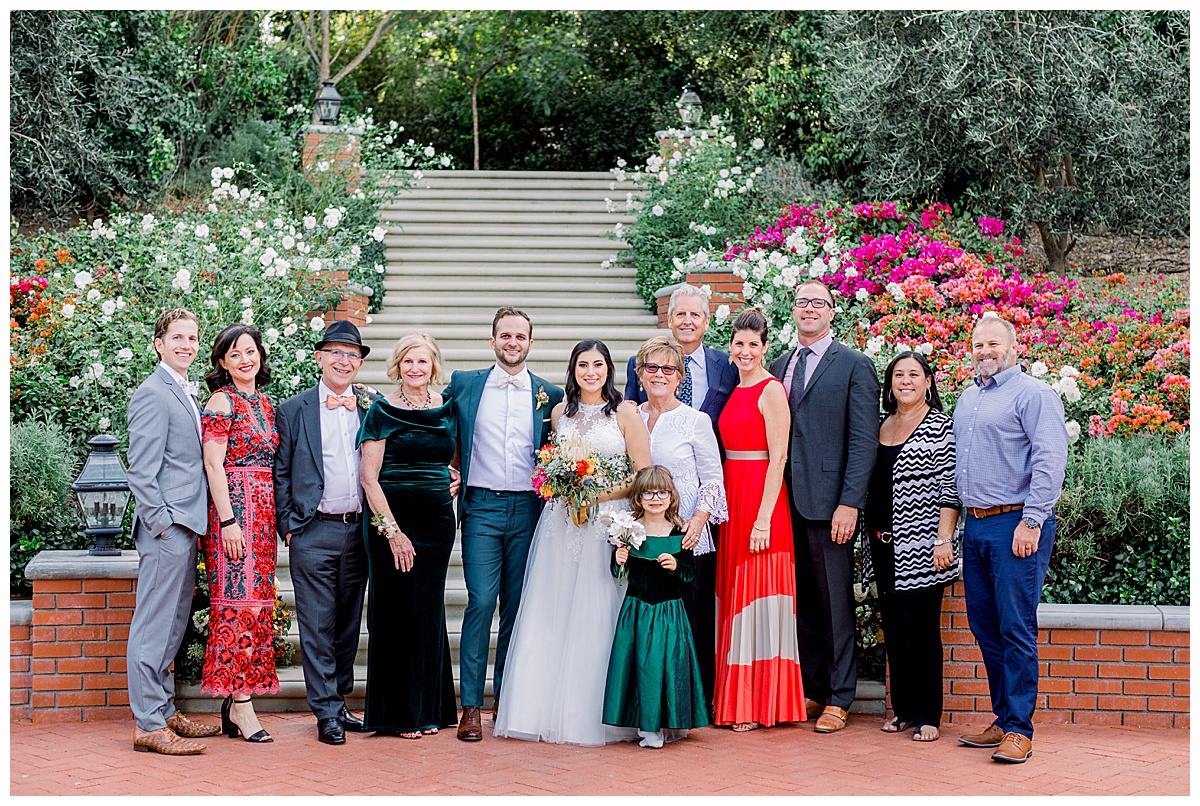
[962,510,1056,739]
[458,487,542,708]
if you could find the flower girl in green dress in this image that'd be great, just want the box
[602,466,709,748]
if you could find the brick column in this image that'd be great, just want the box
[301,125,364,192]
[23,551,138,723]
[310,269,368,328]
[11,601,32,720]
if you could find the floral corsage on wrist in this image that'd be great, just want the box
[370,512,400,540]
[535,385,550,410]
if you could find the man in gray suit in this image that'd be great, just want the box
[274,320,373,746]
[770,280,880,734]
[125,308,220,755]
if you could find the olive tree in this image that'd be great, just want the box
[823,10,1189,271]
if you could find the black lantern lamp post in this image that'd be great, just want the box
[676,83,703,130]
[315,79,344,125]
[72,434,132,557]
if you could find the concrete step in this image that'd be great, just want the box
[389,168,622,183]
[380,210,635,225]
[379,188,632,202]
[365,310,657,327]
[384,222,628,237]
[385,248,621,265]
[384,262,635,278]
[380,199,629,214]
[384,234,626,250]
[380,276,635,294]
[361,323,660,343]
[362,293,650,311]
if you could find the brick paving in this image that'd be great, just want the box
[10,711,1188,796]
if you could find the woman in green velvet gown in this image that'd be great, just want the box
[603,466,709,748]
[358,333,459,739]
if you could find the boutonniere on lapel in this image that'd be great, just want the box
[535,386,549,410]
[353,383,375,411]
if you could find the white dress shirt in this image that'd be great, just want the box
[467,365,536,491]
[682,345,709,409]
[640,403,728,555]
[317,381,362,515]
[159,362,201,438]
[782,332,834,397]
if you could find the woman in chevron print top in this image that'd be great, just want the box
[864,351,961,744]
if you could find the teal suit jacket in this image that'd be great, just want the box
[442,367,564,521]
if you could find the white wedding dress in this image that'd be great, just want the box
[493,403,640,746]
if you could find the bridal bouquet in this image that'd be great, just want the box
[531,433,632,524]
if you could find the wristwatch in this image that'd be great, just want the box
[1021,516,1039,530]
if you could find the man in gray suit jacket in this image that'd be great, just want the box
[770,280,880,734]
[125,308,220,755]
[274,320,374,746]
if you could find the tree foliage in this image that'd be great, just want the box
[822,10,1190,271]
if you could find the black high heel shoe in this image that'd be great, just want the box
[222,695,273,743]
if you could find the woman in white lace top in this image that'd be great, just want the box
[634,336,728,710]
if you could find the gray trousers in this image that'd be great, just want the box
[127,522,198,731]
[289,517,368,720]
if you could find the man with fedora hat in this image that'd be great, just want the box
[274,320,376,745]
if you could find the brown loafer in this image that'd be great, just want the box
[805,698,823,718]
[166,711,221,738]
[991,732,1033,763]
[457,706,483,742]
[958,723,1005,748]
[814,706,848,733]
[133,726,206,755]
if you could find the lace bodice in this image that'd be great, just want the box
[556,402,634,560]
[558,402,628,460]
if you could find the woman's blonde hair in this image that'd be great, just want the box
[385,332,446,386]
[629,465,684,530]
[636,335,686,376]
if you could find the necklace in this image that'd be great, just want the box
[399,386,431,410]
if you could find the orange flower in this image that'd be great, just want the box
[54,248,71,264]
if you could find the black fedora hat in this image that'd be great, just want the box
[315,320,371,358]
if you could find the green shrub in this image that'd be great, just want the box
[1044,433,1189,605]
[10,420,78,529]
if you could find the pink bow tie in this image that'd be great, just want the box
[325,394,356,411]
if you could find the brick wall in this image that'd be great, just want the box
[309,269,368,328]
[29,577,135,723]
[301,127,362,192]
[938,582,1189,728]
[655,273,745,327]
[11,602,32,720]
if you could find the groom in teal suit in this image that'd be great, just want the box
[443,307,564,742]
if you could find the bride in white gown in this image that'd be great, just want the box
[494,340,651,746]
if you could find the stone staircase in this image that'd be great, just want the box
[180,170,663,713]
[177,170,887,716]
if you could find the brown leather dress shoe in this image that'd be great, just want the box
[457,706,483,742]
[166,712,221,738]
[991,732,1033,763]
[133,726,206,755]
[814,706,849,733]
[805,698,824,718]
[958,723,1005,748]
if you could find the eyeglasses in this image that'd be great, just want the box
[318,348,363,363]
[639,363,679,376]
[793,298,831,309]
[639,489,671,500]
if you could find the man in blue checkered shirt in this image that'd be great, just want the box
[952,313,1068,764]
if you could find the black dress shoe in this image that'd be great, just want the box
[319,717,346,745]
[338,705,366,733]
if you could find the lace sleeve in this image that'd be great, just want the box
[692,411,728,525]
[201,409,233,445]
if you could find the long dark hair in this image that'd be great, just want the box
[881,350,942,413]
[204,323,272,392]
[564,339,621,417]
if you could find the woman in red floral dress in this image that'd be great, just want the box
[200,324,281,743]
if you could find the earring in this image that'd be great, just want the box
[924,388,933,404]
[885,388,895,404]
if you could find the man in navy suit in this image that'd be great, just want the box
[274,320,375,746]
[625,283,737,710]
[444,307,564,742]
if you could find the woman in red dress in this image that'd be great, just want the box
[714,308,805,731]
[200,324,281,743]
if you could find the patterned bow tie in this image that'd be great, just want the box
[497,373,526,389]
[181,380,200,397]
[325,394,356,411]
